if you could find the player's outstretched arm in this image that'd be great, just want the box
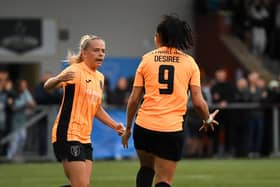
[44,71,75,91]
[190,85,219,132]
[95,105,125,135]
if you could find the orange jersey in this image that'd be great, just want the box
[134,47,201,132]
[52,63,104,143]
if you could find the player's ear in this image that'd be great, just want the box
[154,33,161,48]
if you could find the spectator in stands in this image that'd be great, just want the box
[266,79,280,103]
[263,78,280,156]
[232,0,252,45]
[234,78,251,157]
[44,34,125,187]
[249,0,269,55]
[211,68,236,157]
[263,0,276,56]
[3,79,16,148]
[201,77,213,106]
[122,15,219,187]
[0,71,7,155]
[0,70,12,156]
[247,72,266,158]
[109,77,130,107]
[6,79,36,160]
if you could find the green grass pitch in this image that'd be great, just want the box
[0,159,280,187]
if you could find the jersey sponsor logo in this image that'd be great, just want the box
[85,79,92,83]
[70,145,81,157]
[86,89,101,103]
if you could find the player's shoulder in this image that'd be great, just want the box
[178,51,198,67]
[176,50,194,61]
[62,63,78,74]
[96,70,105,80]
[142,48,158,59]
[67,63,81,71]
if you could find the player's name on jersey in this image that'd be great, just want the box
[154,55,180,63]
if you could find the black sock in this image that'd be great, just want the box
[59,185,71,187]
[136,166,155,187]
[155,182,171,187]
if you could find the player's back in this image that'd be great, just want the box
[135,46,200,132]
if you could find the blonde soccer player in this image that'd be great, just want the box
[44,34,124,187]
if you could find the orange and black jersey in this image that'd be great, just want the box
[134,47,201,132]
[52,63,104,144]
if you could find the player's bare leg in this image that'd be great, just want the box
[136,150,155,187]
[85,160,93,187]
[62,160,88,187]
[154,156,177,187]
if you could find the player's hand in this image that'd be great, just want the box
[199,109,219,132]
[57,71,75,82]
[121,129,131,149]
[115,123,125,136]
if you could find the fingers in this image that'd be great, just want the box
[121,131,131,149]
[117,129,125,136]
[211,109,219,117]
[115,124,125,136]
[199,120,219,132]
[210,124,214,131]
[198,109,220,133]
[199,124,205,132]
[212,120,219,125]
[124,142,128,149]
[118,131,124,136]
[122,138,128,149]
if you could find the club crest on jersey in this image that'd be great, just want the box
[70,145,80,157]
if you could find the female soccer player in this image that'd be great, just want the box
[44,34,125,187]
[122,15,219,187]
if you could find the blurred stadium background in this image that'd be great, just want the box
[0,0,280,186]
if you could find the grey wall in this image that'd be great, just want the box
[0,0,193,74]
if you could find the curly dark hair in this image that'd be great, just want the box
[156,14,194,51]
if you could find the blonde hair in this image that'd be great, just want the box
[68,34,101,64]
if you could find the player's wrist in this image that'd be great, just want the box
[125,125,132,131]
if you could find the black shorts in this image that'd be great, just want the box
[133,124,185,161]
[53,141,93,162]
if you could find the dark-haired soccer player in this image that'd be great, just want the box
[44,34,124,187]
[122,15,219,187]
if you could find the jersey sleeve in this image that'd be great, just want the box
[133,59,145,87]
[60,65,80,87]
[189,61,201,87]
